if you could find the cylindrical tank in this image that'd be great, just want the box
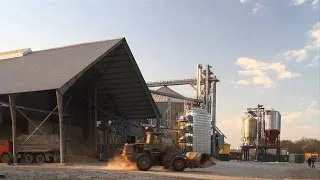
[265,109,281,131]
[265,109,281,145]
[242,114,257,145]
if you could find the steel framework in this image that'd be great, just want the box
[241,104,268,161]
[147,64,220,157]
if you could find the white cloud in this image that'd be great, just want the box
[235,57,301,88]
[306,55,320,67]
[283,99,319,123]
[310,23,320,40]
[289,0,319,9]
[236,80,251,85]
[269,62,302,79]
[281,49,308,62]
[283,111,303,123]
[312,0,319,8]
[252,3,263,14]
[291,0,308,5]
[305,100,320,116]
[279,22,319,65]
[240,0,250,4]
[308,22,320,49]
[289,0,319,10]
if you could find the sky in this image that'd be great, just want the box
[0,0,319,148]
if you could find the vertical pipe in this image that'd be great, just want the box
[124,117,127,143]
[196,64,202,101]
[105,120,109,158]
[94,85,98,151]
[88,87,92,152]
[256,107,260,147]
[211,81,217,157]
[56,90,64,164]
[205,65,210,112]
[9,94,17,165]
[101,120,107,160]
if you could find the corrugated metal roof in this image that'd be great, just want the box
[152,86,186,103]
[0,48,32,60]
[0,38,161,120]
[0,38,122,94]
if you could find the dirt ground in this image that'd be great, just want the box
[0,161,319,180]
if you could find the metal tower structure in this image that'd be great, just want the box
[165,97,172,137]
[147,64,220,157]
[242,104,266,161]
[247,104,265,147]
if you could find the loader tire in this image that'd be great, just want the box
[172,157,186,172]
[136,154,152,171]
[1,154,11,163]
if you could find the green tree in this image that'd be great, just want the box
[281,140,294,152]
[281,138,320,154]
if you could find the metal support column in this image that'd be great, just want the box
[105,120,109,158]
[9,94,17,165]
[196,64,202,101]
[211,81,217,157]
[56,90,64,164]
[205,65,210,112]
[166,97,172,137]
[94,85,98,152]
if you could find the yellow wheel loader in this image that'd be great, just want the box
[120,132,216,171]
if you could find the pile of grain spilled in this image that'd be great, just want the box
[105,156,137,171]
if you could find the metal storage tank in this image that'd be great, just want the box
[265,108,281,145]
[241,114,257,145]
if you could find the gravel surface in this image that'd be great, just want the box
[0,161,319,180]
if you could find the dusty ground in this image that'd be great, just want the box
[0,161,319,180]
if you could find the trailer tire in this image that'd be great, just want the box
[1,153,11,163]
[24,153,34,163]
[172,157,186,172]
[35,154,46,163]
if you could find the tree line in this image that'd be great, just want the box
[281,138,320,154]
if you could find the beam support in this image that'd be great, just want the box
[16,108,47,135]
[94,85,98,152]
[9,94,17,165]
[77,93,138,127]
[17,106,57,152]
[0,102,63,116]
[56,90,64,164]
[211,81,216,157]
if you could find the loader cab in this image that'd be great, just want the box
[145,132,163,147]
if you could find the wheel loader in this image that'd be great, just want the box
[120,132,216,171]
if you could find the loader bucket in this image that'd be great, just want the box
[199,153,216,168]
[185,152,216,168]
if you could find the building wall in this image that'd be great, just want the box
[156,102,184,127]
[126,119,148,138]
[0,108,29,139]
[15,90,56,111]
